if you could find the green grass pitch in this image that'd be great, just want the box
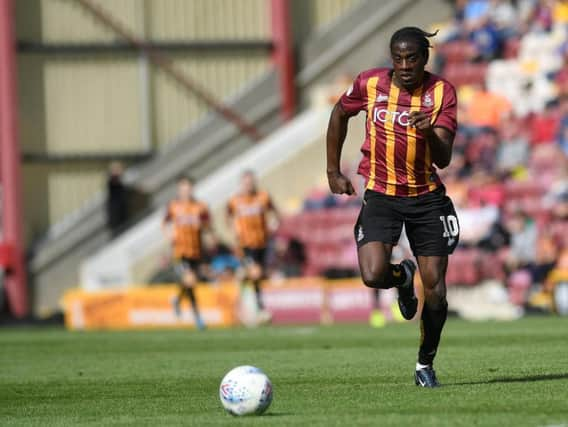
[2,317,567,426]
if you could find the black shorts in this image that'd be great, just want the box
[354,186,460,257]
[242,247,266,266]
[174,257,201,278]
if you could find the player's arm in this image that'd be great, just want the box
[266,195,281,231]
[162,204,175,241]
[409,83,457,169]
[225,203,234,229]
[201,206,212,231]
[409,113,455,169]
[201,206,214,240]
[326,102,356,195]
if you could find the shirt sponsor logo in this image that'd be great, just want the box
[372,107,411,126]
[175,214,201,226]
[236,204,263,216]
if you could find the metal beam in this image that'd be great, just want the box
[22,152,154,164]
[0,0,28,318]
[17,40,273,55]
[271,0,296,121]
[76,0,262,142]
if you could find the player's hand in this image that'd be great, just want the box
[409,111,433,133]
[327,171,356,195]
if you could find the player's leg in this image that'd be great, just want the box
[242,248,268,312]
[405,187,459,387]
[248,259,265,310]
[181,264,205,330]
[356,190,407,284]
[358,242,417,320]
[356,193,417,320]
[414,255,448,387]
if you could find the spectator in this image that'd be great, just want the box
[455,200,500,247]
[208,242,241,282]
[530,102,560,145]
[106,161,128,237]
[463,83,512,131]
[463,0,491,31]
[505,211,538,270]
[552,0,568,26]
[530,233,558,284]
[556,95,568,154]
[489,0,519,41]
[496,120,530,174]
[267,236,306,278]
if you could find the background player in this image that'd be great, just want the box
[227,171,279,320]
[163,176,211,330]
[326,27,459,387]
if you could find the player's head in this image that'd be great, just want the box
[177,175,194,200]
[241,170,256,194]
[389,27,437,89]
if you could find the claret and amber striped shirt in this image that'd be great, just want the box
[340,68,458,197]
[164,199,209,260]
[228,191,273,249]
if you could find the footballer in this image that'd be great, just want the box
[163,175,210,330]
[227,171,279,320]
[326,27,460,387]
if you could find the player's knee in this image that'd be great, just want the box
[248,263,262,280]
[420,266,443,290]
[423,276,447,309]
[183,272,197,287]
[360,263,389,288]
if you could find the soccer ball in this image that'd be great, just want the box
[219,365,273,416]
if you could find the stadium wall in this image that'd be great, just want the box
[27,0,452,315]
[17,0,359,240]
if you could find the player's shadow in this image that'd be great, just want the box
[451,372,568,386]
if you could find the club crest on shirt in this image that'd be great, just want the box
[423,92,433,107]
[375,93,389,103]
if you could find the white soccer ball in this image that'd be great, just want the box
[219,365,273,416]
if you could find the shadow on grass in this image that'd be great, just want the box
[451,372,568,386]
[263,412,292,417]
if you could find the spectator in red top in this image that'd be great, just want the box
[530,102,560,145]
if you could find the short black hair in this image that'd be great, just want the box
[390,27,438,59]
[177,174,194,185]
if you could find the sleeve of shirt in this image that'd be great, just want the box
[163,203,172,223]
[264,193,274,210]
[339,73,366,115]
[433,82,458,134]
[201,205,210,224]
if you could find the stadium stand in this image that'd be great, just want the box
[277,0,568,312]
[24,0,452,315]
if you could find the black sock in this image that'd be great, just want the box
[418,301,448,366]
[185,287,201,318]
[253,280,264,310]
[372,289,380,308]
[389,263,407,287]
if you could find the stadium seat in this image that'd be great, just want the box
[438,40,478,64]
[443,62,488,86]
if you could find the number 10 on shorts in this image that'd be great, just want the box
[439,215,459,238]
